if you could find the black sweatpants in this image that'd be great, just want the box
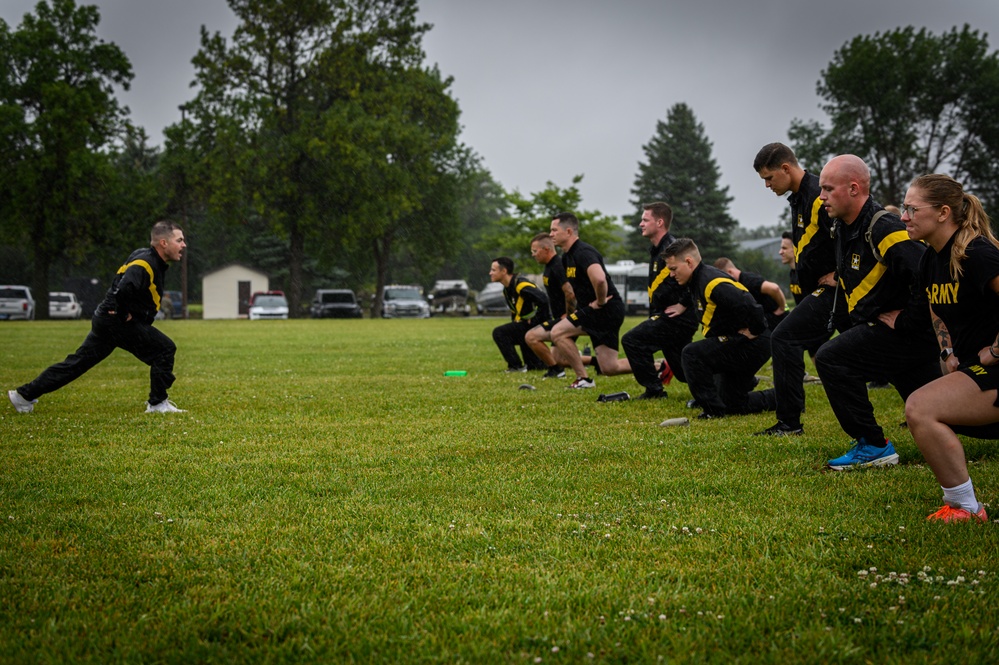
[770,287,850,427]
[681,330,775,416]
[18,314,177,405]
[621,314,696,390]
[814,321,940,443]
[492,320,545,370]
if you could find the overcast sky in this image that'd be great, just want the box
[3,0,999,229]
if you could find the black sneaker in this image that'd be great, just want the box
[542,366,566,379]
[696,411,723,420]
[635,388,668,400]
[754,421,804,436]
[504,366,528,373]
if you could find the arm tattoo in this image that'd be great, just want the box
[931,308,951,350]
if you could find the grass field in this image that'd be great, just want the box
[1,317,998,663]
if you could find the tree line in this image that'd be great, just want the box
[2,0,997,318]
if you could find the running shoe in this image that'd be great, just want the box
[8,389,36,414]
[504,366,528,373]
[145,400,187,413]
[926,503,988,523]
[568,377,595,389]
[542,366,566,379]
[753,421,803,436]
[827,438,898,471]
[635,388,668,400]
[658,360,674,386]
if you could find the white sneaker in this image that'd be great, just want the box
[568,377,595,389]
[8,389,36,413]
[145,399,186,413]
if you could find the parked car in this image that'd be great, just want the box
[475,282,508,315]
[248,292,289,320]
[429,280,471,316]
[48,292,82,319]
[0,285,35,320]
[380,285,431,319]
[311,289,363,318]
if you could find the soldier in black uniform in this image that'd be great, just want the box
[814,155,940,470]
[713,256,788,332]
[621,202,698,400]
[903,174,999,522]
[664,238,776,419]
[8,221,187,414]
[752,142,848,436]
[489,257,550,372]
[549,212,626,389]
[779,232,801,303]
[526,233,572,379]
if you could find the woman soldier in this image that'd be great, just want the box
[903,174,999,522]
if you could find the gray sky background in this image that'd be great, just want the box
[3,0,999,229]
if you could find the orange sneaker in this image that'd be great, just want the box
[658,360,674,386]
[926,503,988,523]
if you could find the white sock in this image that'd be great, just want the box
[942,478,980,513]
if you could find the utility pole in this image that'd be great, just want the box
[179,104,189,319]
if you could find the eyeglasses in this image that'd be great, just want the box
[901,203,938,217]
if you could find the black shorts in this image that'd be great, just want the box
[958,362,999,407]
[948,362,999,438]
[567,299,626,351]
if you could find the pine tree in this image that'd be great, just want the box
[629,103,737,259]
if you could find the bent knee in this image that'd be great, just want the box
[904,388,932,429]
[525,328,545,344]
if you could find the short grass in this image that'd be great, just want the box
[1,318,998,664]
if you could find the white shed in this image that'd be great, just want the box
[201,263,270,319]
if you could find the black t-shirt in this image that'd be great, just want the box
[542,257,567,318]
[562,239,620,307]
[921,234,999,363]
[737,270,778,313]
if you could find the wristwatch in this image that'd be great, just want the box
[939,347,953,362]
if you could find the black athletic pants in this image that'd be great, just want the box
[18,314,177,405]
[492,320,545,370]
[621,314,696,391]
[770,287,849,427]
[681,330,776,416]
[814,321,940,443]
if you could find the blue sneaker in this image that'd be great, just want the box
[827,438,898,471]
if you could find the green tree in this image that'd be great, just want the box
[789,25,999,210]
[630,103,737,258]
[431,150,506,290]
[0,0,132,318]
[181,0,462,316]
[477,175,623,275]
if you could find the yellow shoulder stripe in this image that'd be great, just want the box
[794,197,824,263]
[117,259,161,311]
[647,265,671,303]
[701,277,748,335]
[844,230,910,311]
[878,230,910,258]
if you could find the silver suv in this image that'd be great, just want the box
[380,285,431,318]
[0,285,35,320]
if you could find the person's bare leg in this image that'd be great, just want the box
[906,372,999,488]
[551,319,587,378]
